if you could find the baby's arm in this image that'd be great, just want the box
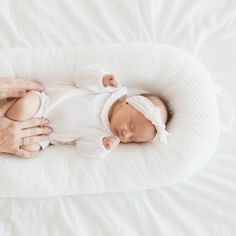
[75,135,120,158]
[74,64,120,89]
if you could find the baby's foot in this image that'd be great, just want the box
[5,91,41,121]
[103,136,120,150]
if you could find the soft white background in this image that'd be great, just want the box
[0,1,235,235]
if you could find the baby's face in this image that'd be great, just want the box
[109,100,156,143]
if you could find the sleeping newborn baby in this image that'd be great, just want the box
[5,65,170,158]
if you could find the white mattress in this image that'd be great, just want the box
[0,0,235,235]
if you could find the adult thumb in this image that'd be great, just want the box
[0,99,17,117]
[0,88,26,100]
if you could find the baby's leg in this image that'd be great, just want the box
[6,91,41,121]
[6,91,42,152]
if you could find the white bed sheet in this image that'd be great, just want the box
[0,0,236,235]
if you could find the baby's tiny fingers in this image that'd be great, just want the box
[112,136,120,143]
[110,78,119,87]
[105,142,111,150]
[111,139,119,145]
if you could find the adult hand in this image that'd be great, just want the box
[0,99,51,158]
[0,78,44,100]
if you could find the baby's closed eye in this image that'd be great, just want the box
[129,121,137,141]
[129,120,133,131]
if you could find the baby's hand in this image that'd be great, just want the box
[102,74,120,88]
[103,136,120,150]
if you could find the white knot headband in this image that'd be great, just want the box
[125,95,170,143]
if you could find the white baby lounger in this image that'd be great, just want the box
[0,44,220,197]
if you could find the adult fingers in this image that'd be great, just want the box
[14,79,44,91]
[15,148,39,158]
[21,144,41,152]
[0,88,26,100]
[21,126,52,138]
[19,117,49,129]
[22,135,48,146]
[0,99,18,117]
[5,78,44,91]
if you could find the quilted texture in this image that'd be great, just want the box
[0,44,220,197]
